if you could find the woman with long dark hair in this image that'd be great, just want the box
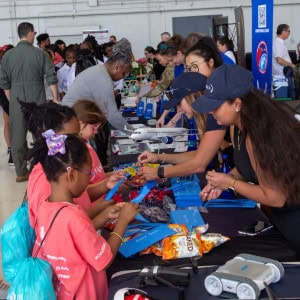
[193,64,300,258]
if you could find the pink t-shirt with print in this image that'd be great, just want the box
[27,163,91,227]
[86,143,106,184]
[33,201,112,299]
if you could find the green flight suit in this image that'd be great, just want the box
[0,40,57,176]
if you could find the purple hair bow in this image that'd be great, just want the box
[42,129,67,156]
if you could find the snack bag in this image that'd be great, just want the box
[140,224,187,256]
[162,224,203,260]
[140,241,163,256]
[162,231,202,260]
[201,233,230,254]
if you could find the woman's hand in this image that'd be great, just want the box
[200,184,223,201]
[137,150,158,165]
[206,170,235,190]
[138,166,158,181]
[156,115,165,128]
[200,170,234,201]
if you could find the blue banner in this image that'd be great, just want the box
[252,0,273,95]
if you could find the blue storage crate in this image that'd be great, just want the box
[274,85,289,98]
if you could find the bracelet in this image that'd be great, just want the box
[230,179,237,189]
[160,152,166,164]
[110,231,123,242]
[227,179,237,196]
[228,178,237,192]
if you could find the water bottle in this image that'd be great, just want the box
[221,153,230,174]
[151,100,157,118]
[160,93,168,115]
[220,153,233,199]
[187,119,197,151]
[144,100,153,120]
[136,99,144,117]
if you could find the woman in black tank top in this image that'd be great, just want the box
[192,64,300,258]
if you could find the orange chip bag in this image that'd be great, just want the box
[168,224,189,236]
[140,224,187,257]
[201,233,230,254]
[162,230,202,260]
[140,241,163,256]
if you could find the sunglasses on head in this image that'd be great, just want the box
[165,87,192,100]
[184,60,206,73]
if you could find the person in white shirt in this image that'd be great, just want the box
[272,24,295,76]
[216,36,236,64]
[57,46,76,99]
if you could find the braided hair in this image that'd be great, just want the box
[29,133,89,182]
[107,38,132,66]
[19,100,78,171]
[20,100,77,140]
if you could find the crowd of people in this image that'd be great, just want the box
[0,20,300,299]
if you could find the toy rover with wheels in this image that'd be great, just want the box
[204,253,284,299]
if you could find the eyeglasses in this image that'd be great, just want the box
[66,166,96,179]
[165,87,192,100]
[185,60,206,73]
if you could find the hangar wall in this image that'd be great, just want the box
[0,0,299,59]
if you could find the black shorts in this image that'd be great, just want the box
[0,89,9,115]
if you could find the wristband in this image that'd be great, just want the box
[157,166,165,179]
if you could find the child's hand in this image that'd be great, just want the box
[107,170,125,190]
[106,205,121,220]
[118,202,139,223]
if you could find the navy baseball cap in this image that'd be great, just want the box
[163,72,207,110]
[192,64,253,113]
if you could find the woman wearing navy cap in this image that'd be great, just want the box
[193,64,300,258]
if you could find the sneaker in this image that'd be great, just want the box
[16,173,29,183]
[8,152,14,166]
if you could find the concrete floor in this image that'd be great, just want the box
[0,107,28,291]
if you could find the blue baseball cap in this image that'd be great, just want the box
[163,72,207,110]
[192,64,253,113]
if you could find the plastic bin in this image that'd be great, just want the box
[274,85,289,98]
[273,76,289,99]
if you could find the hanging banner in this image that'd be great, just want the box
[252,0,273,95]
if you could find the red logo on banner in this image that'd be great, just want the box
[256,40,268,74]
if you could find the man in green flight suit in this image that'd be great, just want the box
[0,22,59,182]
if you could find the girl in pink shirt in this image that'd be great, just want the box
[31,130,139,299]
[21,101,122,229]
[72,99,113,201]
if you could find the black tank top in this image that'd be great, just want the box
[233,126,257,184]
[233,127,300,258]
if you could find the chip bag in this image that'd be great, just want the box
[162,230,202,260]
[201,233,230,253]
